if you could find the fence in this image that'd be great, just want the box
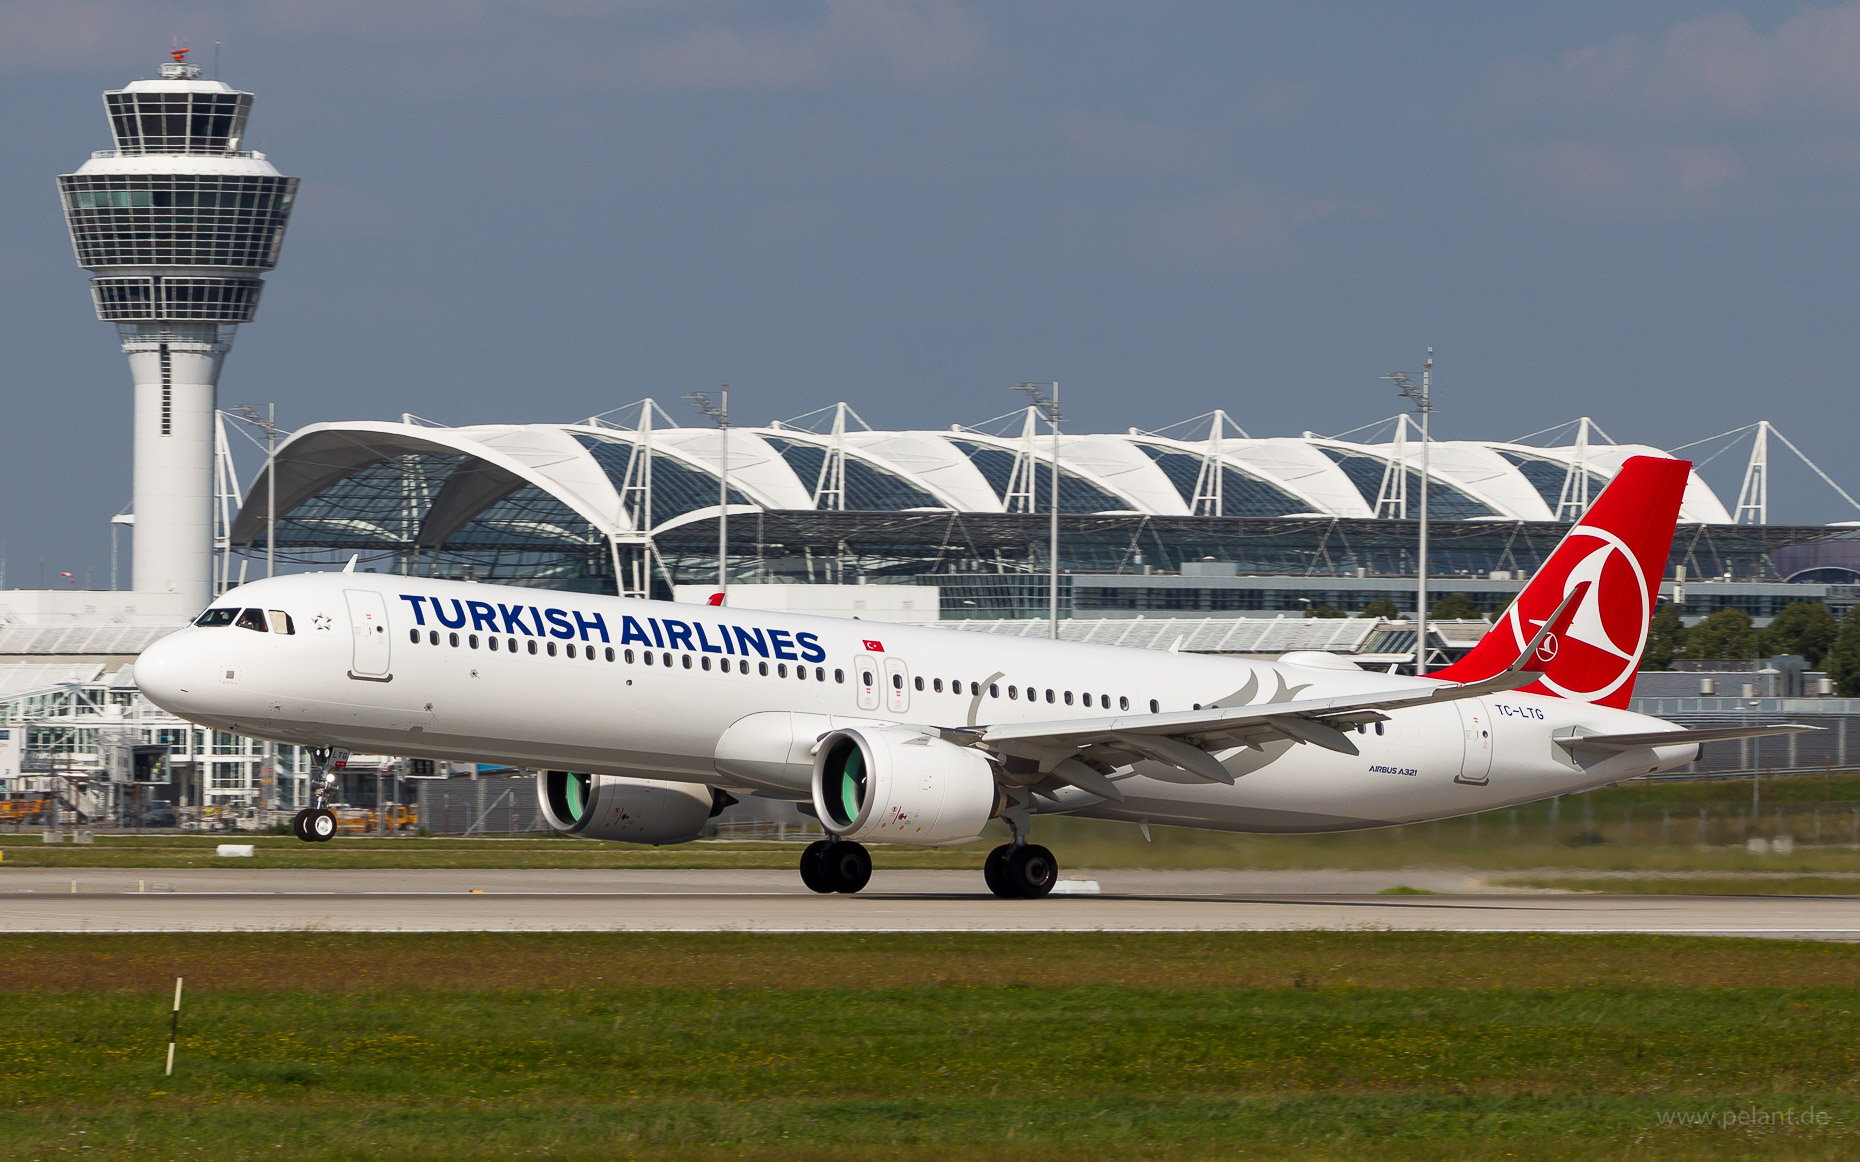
[1410,795,1860,849]
[1627,700,1860,778]
[415,776,547,835]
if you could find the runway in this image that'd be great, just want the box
[2,868,1857,937]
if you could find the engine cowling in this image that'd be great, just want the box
[537,771,726,845]
[810,725,1000,847]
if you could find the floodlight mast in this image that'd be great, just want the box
[1383,350,1434,676]
[685,386,732,596]
[1014,382,1062,639]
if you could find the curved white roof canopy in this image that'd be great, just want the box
[233,419,1738,550]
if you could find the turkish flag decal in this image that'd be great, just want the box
[862,639,885,653]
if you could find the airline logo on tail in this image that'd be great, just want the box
[1503,525,1650,704]
[1435,455,1690,709]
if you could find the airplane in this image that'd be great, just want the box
[133,455,1809,898]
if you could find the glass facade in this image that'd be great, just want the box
[573,434,749,522]
[1496,451,1612,513]
[1136,445,1310,517]
[60,174,298,269]
[90,274,261,322]
[949,440,1128,513]
[1320,447,1497,519]
[764,437,942,511]
[105,89,253,155]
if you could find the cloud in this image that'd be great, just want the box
[1495,141,1744,219]
[1492,2,1860,122]
[0,0,991,92]
[1141,184,1369,264]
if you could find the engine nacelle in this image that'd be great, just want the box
[810,726,1000,847]
[537,771,727,845]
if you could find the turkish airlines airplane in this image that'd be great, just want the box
[134,456,1805,897]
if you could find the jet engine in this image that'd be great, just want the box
[537,771,730,845]
[810,725,1000,847]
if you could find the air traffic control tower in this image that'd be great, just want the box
[59,50,297,611]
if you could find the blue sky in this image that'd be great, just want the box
[3,1,1859,585]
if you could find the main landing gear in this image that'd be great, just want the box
[983,842,1058,899]
[799,839,872,894]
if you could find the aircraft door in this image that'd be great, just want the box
[345,589,393,680]
[854,654,880,711]
[1455,698,1492,785]
[883,656,911,714]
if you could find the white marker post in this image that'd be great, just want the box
[165,976,183,1076]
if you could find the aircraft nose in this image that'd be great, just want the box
[133,629,201,716]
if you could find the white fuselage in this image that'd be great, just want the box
[133,573,1697,834]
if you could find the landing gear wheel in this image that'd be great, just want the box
[983,843,1013,898]
[290,809,312,842]
[824,841,872,895]
[799,840,834,894]
[306,808,338,843]
[1003,844,1058,899]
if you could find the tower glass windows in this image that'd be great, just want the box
[60,174,298,269]
[104,90,253,155]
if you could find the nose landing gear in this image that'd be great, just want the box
[291,748,343,843]
[799,839,872,894]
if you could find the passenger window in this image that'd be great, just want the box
[235,609,268,633]
[682,655,693,669]
[449,633,460,647]
[1045,689,1055,704]
[644,651,654,665]
[1064,691,1073,706]
[797,666,806,681]
[701,656,711,671]
[430,631,440,645]
[468,634,479,649]
[859,669,870,684]
[606,647,616,662]
[989,684,999,698]
[815,667,825,681]
[1008,686,1018,700]
[891,673,903,689]
[528,640,538,655]
[835,669,845,684]
[625,649,635,663]
[763,662,773,677]
[488,637,499,651]
[566,644,577,658]
[408,629,420,644]
[1119,696,1129,711]
[1149,699,1159,713]
[776,663,787,677]
[933,678,943,693]
[914,676,925,692]
[194,608,238,628]
[546,642,557,657]
[508,638,517,652]
[268,611,294,635]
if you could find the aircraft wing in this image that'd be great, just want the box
[1555,724,1819,752]
[943,585,1590,799]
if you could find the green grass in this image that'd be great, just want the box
[1499,875,1860,896]
[3,933,1859,1158]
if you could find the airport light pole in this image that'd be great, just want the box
[230,404,283,578]
[1014,382,1062,639]
[1383,351,1434,675]
[685,386,732,596]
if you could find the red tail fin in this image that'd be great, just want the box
[1431,455,1690,709]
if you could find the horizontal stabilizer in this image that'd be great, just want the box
[1556,724,1818,752]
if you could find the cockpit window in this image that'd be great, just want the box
[268,610,295,635]
[194,608,238,628]
[235,609,269,633]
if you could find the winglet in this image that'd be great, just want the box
[1437,581,1588,698]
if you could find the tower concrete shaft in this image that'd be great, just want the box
[59,53,296,610]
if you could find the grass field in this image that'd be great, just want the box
[4,932,1859,1159]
